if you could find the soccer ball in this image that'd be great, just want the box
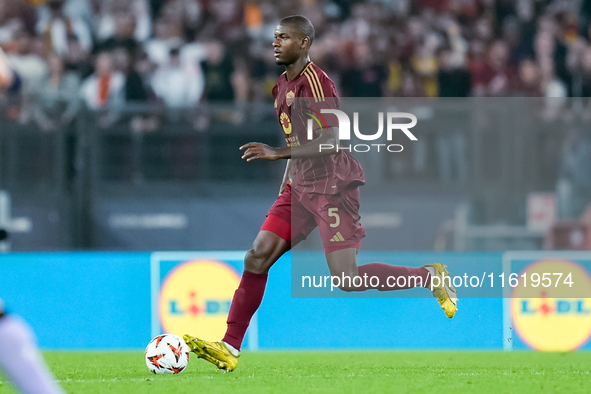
[145,334,190,374]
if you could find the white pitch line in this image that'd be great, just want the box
[0,377,214,384]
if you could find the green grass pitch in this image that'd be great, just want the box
[1,351,590,393]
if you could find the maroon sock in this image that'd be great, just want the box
[357,263,431,291]
[222,270,267,350]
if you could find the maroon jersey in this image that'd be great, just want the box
[272,62,365,194]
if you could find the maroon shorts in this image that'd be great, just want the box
[261,184,366,254]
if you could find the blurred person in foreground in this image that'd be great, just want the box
[183,15,458,372]
[0,49,64,394]
[0,300,65,394]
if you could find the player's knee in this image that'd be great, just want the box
[244,246,273,274]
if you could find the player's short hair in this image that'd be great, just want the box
[280,15,315,47]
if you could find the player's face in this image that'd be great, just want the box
[273,24,305,66]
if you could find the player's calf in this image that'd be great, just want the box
[330,274,361,292]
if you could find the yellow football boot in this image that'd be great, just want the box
[183,334,239,372]
[423,263,458,318]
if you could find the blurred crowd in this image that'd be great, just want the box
[0,0,589,245]
[1,0,591,123]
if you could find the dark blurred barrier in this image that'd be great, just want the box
[76,104,283,250]
[0,119,72,250]
[0,98,583,250]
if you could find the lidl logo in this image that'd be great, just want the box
[520,298,590,315]
[511,260,591,351]
[159,260,240,339]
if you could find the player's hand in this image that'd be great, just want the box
[279,178,291,195]
[239,142,281,161]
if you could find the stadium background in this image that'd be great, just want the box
[1,0,591,355]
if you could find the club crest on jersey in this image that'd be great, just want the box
[280,112,292,134]
[286,91,295,106]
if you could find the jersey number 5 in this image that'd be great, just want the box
[328,208,340,228]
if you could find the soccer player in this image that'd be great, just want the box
[184,15,458,371]
[0,301,65,394]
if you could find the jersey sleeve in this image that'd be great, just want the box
[300,68,340,128]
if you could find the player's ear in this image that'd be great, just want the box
[301,36,310,50]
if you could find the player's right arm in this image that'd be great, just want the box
[239,126,338,161]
